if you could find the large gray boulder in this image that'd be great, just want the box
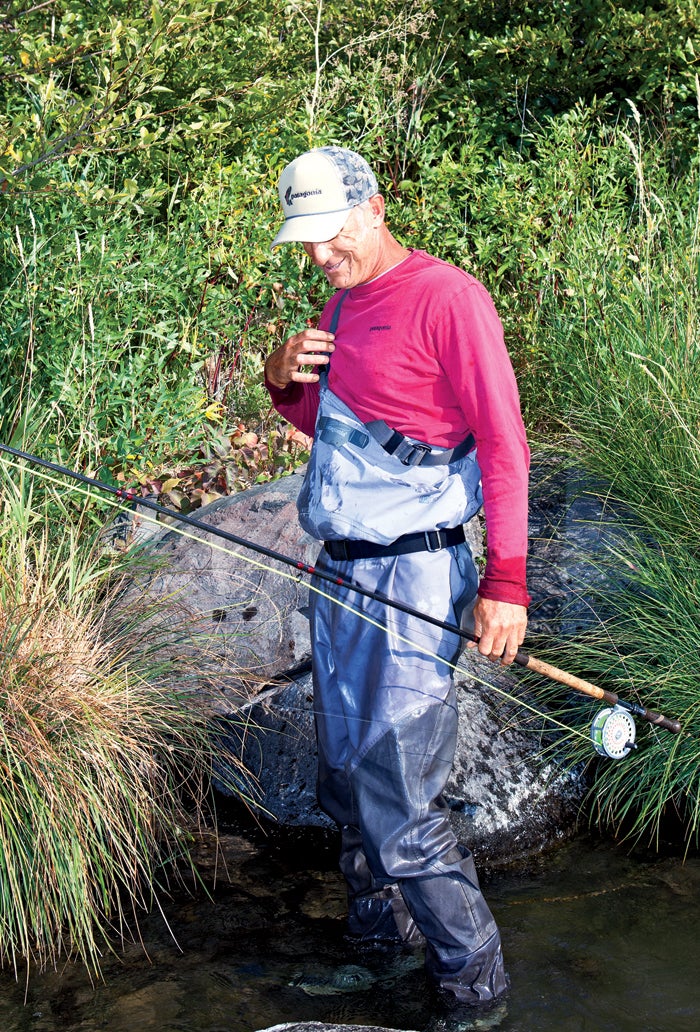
[123,471,318,692]
[127,459,607,864]
[122,467,480,702]
[232,661,582,868]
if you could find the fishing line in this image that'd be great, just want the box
[0,450,588,740]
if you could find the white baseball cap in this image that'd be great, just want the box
[271,146,379,249]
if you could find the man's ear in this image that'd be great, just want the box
[367,193,385,225]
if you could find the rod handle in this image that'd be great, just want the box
[515,652,605,700]
[515,652,682,735]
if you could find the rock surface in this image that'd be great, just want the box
[124,471,318,691]
[126,458,618,864]
[233,660,582,868]
[257,1025,419,1032]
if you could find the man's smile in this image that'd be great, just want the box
[324,257,346,273]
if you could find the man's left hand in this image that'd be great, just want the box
[467,596,527,666]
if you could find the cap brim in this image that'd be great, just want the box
[271,208,351,249]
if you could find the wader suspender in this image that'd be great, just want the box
[319,290,476,468]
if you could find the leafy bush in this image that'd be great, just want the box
[432,0,700,141]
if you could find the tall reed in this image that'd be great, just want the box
[0,457,254,976]
[528,129,700,849]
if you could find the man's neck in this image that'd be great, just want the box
[362,230,410,284]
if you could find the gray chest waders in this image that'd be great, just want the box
[305,290,508,1003]
[297,293,483,547]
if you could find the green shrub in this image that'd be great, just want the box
[432,0,700,141]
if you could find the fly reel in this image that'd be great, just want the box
[590,705,637,760]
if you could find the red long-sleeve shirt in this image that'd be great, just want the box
[266,249,530,606]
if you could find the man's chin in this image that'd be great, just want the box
[324,263,352,287]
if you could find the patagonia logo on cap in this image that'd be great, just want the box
[285,185,323,207]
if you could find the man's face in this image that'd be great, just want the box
[302,202,380,289]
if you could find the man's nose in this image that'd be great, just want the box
[306,241,333,265]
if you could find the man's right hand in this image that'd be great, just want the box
[264,328,336,389]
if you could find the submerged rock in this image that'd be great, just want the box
[257,1025,420,1032]
[257,1026,420,1032]
[289,962,376,997]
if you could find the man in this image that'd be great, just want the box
[264,146,529,1008]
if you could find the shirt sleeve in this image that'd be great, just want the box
[433,282,531,607]
[264,376,320,438]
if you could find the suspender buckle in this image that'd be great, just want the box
[399,442,431,466]
[317,417,369,449]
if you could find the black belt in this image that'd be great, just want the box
[323,525,466,562]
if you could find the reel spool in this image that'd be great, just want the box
[590,705,637,760]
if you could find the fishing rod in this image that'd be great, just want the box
[0,442,682,754]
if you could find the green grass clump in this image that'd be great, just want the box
[525,140,700,850]
[0,463,251,976]
[530,533,700,851]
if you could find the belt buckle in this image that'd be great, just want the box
[328,539,350,561]
[424,530,443,552]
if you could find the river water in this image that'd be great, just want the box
[0,815,697,1032]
